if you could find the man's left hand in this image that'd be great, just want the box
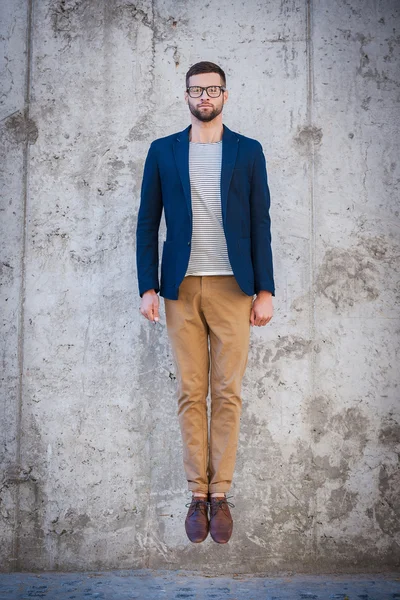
[250,291,273,327]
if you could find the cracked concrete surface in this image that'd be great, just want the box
[0,0,399,574]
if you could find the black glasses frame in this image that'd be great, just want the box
[186,85,226,98]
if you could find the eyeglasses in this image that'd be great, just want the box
[186,85,226,98]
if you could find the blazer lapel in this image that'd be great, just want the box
[173,123,239,226]
[173,124,192,220]
[220,124,239,225]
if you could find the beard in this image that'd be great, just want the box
[188,100,224,122]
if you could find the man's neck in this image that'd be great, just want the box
[189,121,223,144]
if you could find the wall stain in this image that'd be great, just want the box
[112,2,153,29]
[3,112,38,144]
[127,114,156,142]
[316,246,380,309]
[272,335,313,362]
[354,31,400,90]
[293,125,323,154]
[304,395,370,456]
[329,407,369,450]
[249,334,313,366]
[379,413,400,445]
[0,261,14,287]
[112,3,188,44]
[314,454,351,484]
[50,0,87,48]
[303,394,332,444]
[294,234,397,311]
[325,485,359,521]
[374,464,400,535]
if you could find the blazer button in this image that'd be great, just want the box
[188,241,191,245]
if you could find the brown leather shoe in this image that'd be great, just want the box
[209,494,235,543]
[184,495,209,543]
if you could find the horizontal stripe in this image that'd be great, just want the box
[185,141,233,277]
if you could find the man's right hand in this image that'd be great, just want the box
[139,289,160,323]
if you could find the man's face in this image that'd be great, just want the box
[185,72,228,123]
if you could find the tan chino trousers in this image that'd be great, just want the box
[164,275,253,494]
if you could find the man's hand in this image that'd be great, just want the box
[139,289,160,323]
[250,290,273,327]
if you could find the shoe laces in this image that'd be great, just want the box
[185,497,208,513]
[209,494,235,510]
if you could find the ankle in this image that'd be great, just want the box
[193,492,207,498]
[210,492,225,498]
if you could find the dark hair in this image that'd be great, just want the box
[185,61,226,89]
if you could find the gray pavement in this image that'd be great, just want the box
[0,570,399,600]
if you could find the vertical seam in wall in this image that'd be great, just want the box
[142,0,156,572]
[151,0,156,89]
[306,0,317,561]
[13,0,33,572]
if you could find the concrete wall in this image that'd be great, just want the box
[0,0,399,574]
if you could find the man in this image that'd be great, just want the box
[136,61,275,544]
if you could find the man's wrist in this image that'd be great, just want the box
[257,290,273,296]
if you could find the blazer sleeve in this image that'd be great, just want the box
[250,142,275,296]
[136,142,163,297]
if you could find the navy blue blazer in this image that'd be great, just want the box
[136,123,275,300]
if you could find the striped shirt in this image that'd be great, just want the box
[184,140,234,277]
